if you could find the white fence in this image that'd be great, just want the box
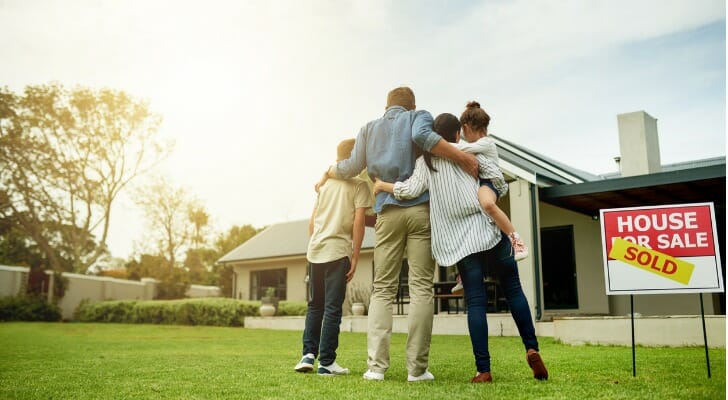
[0,265,221,320]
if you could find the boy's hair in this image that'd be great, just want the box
[460,101,490,132]
[337,138,356,161]
[386,86,416,110]
[423,113,461,172]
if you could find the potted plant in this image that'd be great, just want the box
[347,282,370,316]
[259,286,278,317]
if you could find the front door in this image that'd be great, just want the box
[541,225,579,310]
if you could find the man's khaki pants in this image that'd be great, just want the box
[367,203,435,377]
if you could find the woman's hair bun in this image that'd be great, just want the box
[466,101,480,109]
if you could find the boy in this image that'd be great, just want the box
[294,138,372,376]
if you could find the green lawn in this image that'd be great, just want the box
[0,322,724,399]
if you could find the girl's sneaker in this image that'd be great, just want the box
[509,232,529,261]
[451,276,464,295]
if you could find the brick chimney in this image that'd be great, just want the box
[616,111,662,177]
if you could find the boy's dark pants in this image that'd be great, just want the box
[301,257,348,366]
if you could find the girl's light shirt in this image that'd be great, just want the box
[455,136,508,198]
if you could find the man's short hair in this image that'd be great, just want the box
[337,139,356,161]
[386,86,415,110]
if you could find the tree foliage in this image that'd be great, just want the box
[133,176,200,269]
[211,224,262,297]
[0,83,170,272]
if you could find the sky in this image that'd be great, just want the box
[1,0,725,261]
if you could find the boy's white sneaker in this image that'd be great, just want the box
[317,361,349,376]
[362,370,384,381]
[407,370,435,382]
[294,353,315,373]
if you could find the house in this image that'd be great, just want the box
[218,110,725,320]
[217,219,377,305]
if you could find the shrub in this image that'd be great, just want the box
[276,301,307,316]
[75,298,261,327]
[0,295,62,322]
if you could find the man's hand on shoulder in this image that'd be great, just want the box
[314,167,332,193]
[457,152,479,178]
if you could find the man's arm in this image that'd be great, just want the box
[429,139,478,178]
[347,207,366,283]
[411,110,478,178]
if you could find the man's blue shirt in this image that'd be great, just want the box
[335,106,442,213]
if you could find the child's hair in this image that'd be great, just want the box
[459,101,490,132]
[423,113,461,172]
[337,139,355,161]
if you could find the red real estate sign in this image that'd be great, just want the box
[600,203,724,295]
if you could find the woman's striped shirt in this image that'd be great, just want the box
[393,155,502,266]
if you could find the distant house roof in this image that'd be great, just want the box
[218,219,376,264]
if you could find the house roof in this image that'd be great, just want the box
[492,134,725,218]
[539,162,726,217]
[492,134,602,186]
[217,219,376,264]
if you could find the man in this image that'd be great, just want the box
[317,87,477,381]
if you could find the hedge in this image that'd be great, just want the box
[74,298,308,327]
[0,296,62,322]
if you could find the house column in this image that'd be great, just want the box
[508,178,541,320]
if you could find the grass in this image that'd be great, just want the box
[0,322,724,400]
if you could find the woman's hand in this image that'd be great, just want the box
[373,178,394,195]
[373,178,385,194]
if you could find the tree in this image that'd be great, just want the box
[125,253,168,281]
[134,176,201,270]
[212,224,262,297]
[188,206,209,249]
[0,83,171,272]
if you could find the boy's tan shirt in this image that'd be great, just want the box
[306,177,372,264]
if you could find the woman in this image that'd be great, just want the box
[374,109,548,383]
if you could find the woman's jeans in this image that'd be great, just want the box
[457,233,539,373]
[301,257,348,366]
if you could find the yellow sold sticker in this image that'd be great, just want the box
[609,238,695,285]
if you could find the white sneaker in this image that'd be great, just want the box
[317,361,349,376]
[362,370,384,381]
[407,370,435,382]
[294,353,315,373]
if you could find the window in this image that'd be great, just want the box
[250,268,287,300]
[541,225,579,309]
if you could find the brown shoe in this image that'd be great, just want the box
[471,371,492,383]
[527,349,548,380]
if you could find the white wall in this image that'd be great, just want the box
[0,265,221,320]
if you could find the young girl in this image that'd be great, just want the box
[447,102,527,295]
